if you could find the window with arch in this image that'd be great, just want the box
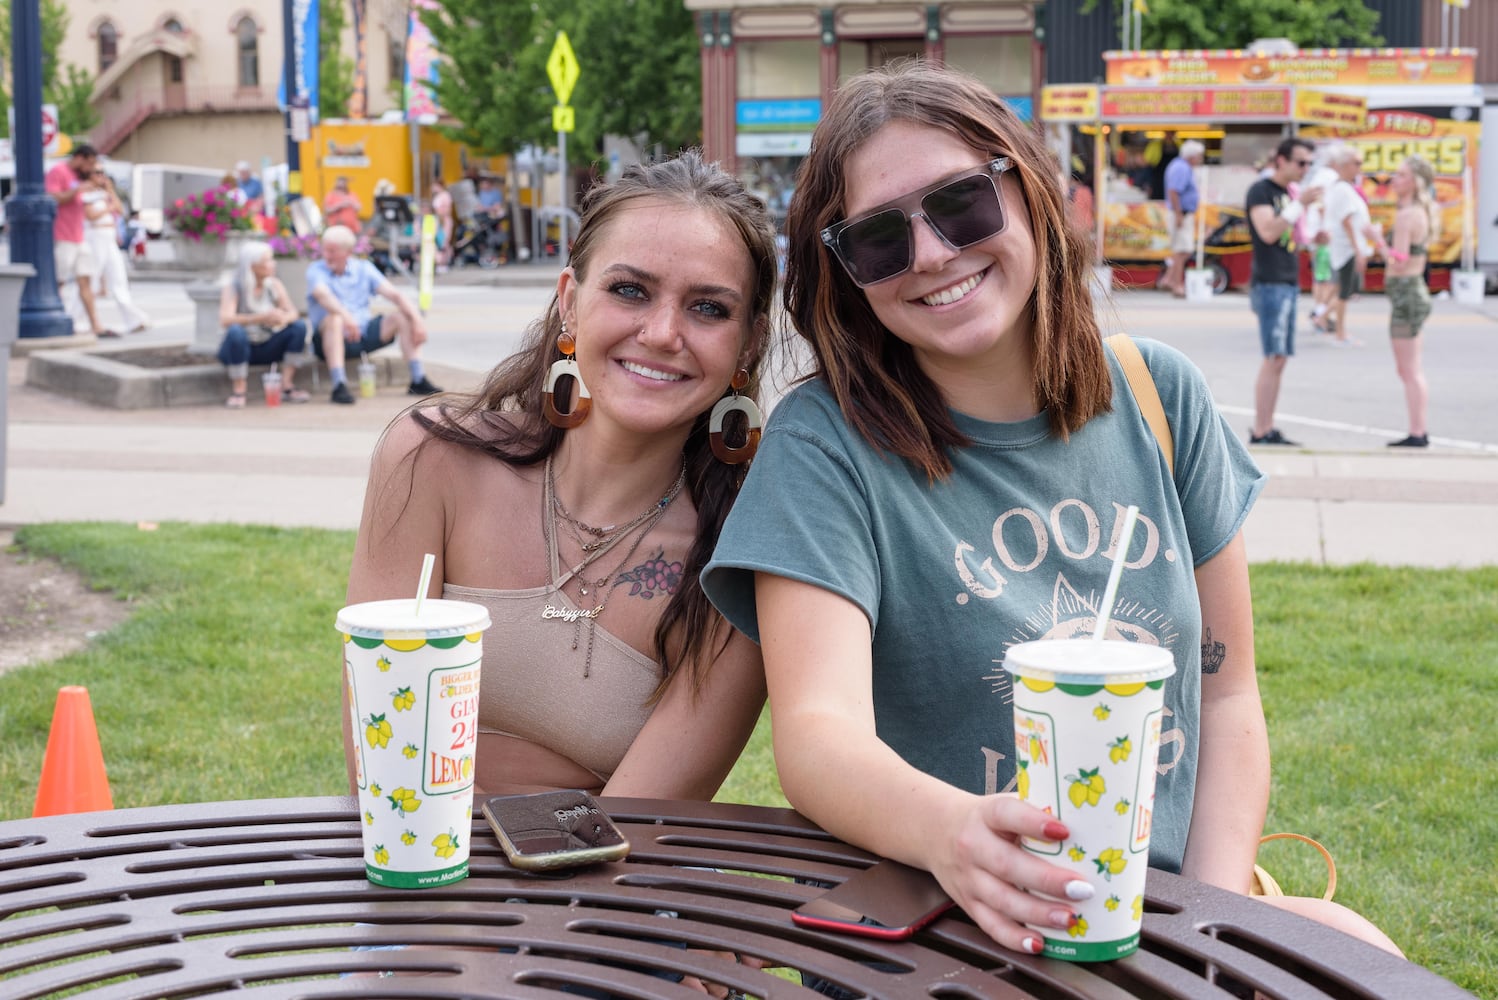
[98,22,119,74]
[236,17,259,87]
[163,18,185,34]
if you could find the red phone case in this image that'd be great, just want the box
[790,860,954,941]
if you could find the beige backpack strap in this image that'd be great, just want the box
[1105,333,1175,476]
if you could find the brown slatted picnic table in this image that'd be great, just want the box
[0,796,1472,998]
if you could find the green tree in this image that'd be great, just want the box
[319,0,357,119]
[0,0,91,137]
[1088,0,1382,50]
[419,0,701,162]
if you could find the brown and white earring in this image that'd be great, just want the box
[709,367,762,464]
[543,320,591,428]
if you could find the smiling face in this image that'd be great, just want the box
[556,198,757,443]
[842,121,1038,398]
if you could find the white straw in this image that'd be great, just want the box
[413,552,436,616]
[1093,506,1140,641]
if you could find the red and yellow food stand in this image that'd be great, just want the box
[1042,48,1480,293]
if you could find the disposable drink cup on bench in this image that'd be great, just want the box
[1003,639,1175,961]
[337,598,491,888]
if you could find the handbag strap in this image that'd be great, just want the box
[1105,333,1175,476]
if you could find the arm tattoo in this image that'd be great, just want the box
[613,547,683,600]
[1200,627,1226,674]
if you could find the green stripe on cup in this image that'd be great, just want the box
[426,635,465,649]
[351,635,385,650]
[1056,682,1104,696]
[1042,932,1139,962]
[365,861,469,889]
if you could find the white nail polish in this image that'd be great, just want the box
[1065,879,1095,901]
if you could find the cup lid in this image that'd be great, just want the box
[336,598,491,639]
[1002,638,1176,685]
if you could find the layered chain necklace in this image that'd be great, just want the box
[541,453,687,677]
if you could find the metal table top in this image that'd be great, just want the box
[0,796,1469,999]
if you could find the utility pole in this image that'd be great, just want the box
[283,0,303,203]
[7,0,71,338]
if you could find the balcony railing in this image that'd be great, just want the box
[94,85,280,155]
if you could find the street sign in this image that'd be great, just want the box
[546,31,579,106]
[552,105,575,133]
[39,105,58,154]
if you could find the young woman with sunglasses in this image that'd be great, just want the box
[344,152,774,806]
[703,62,1399,956]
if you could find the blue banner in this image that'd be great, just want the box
[277,0,320,121]
[736,99,821,131]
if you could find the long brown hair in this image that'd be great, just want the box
[782,60,1109,480]
[408,151,778,696]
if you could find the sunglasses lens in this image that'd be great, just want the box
[836,208,910,285]
[923,174,1006,248]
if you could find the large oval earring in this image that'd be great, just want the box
[709,368,762,464]
[543,321,591,429]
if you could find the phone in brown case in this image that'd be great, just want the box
[481,790,630,871]
[791,860,954,940]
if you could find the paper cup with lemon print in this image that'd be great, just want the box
[338,599,490,888]
[1003,639,1175,961]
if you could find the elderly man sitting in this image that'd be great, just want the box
[306,225,441,404]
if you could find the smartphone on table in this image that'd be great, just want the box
[481,790,631,871]
[791,860,954,941]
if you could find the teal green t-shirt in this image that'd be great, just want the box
[702,338,1264,873]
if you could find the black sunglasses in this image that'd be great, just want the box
[822,158,1013,286]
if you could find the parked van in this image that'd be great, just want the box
[131,163,228,236]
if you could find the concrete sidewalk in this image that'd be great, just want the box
[2,274,1496,567]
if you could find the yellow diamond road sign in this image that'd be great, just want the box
[547,31,579,106]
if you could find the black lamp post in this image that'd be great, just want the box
[283,0,302,202]
[7,0,72,338]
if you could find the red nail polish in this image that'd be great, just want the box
[1042,820,1069,841]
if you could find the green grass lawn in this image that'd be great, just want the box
[0,523,1492,995]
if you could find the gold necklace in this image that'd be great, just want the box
[541,454,686,677]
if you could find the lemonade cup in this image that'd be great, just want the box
[338,598,490,888]
[1003,639,1175,961]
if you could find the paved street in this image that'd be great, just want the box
[3,265,1497,565]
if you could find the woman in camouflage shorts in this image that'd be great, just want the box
[1376,156,1438,448]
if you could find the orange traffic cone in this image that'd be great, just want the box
[33,686,114,817]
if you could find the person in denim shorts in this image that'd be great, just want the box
[1244,138,1322,446]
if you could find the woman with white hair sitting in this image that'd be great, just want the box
[217,242,310,408]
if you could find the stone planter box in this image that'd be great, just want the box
[171,232,252,272]
[274,260,312,315]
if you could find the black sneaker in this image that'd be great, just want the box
[407,376,442,396]
[330,382,355,405]
[1248,428,1300,446]
[1388,434,1429,448]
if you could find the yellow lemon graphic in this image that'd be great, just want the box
[1066,767,1105,808]
[370,782,382,797]
[461,755,474,780]
[363,713,393,749]
[433,830,459,859]
[1131,895,1144,921]
[1115,798,1131,816]
[403,743,419,759]
[386,638,425,652]
[1068,916,1089,938]
[1104,895,1120,912]
[1093,703,1111,721]
[1019,676,1055,693]
[1016,759,1030,800]
[373,845,389,866]
[464,631,482,643]
[376,656,392,672]
[364,811,374,826]
[1093,847,1127,880]
[388,787,422,817]
[1104,681,1145,697]
[1068,845,1087,862]
[1108,735,1133,764]
[1027,734,1043,759]
[400,830,417,846]
[391,686,416,712]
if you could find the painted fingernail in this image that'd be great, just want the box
[1050,908,1075,928]
[1021,936,1044,954]
[1042,820,1069,841]
[1065,879,1095,901]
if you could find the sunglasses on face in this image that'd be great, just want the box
[822,158,1014,286]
